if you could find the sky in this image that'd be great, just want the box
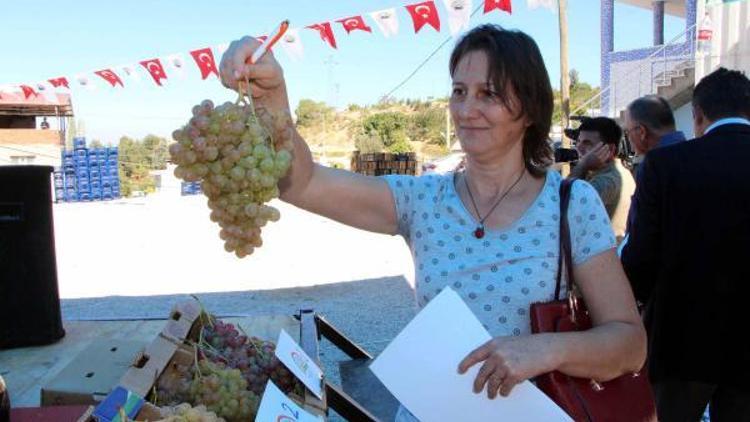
[0,0,686,143]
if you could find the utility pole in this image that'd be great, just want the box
[558,0,571,175]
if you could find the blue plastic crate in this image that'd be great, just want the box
[62,150,75,158]
[55,188,65,201]
[74,148,88,158]
[79,193,91,201]
[53,171,64,179]
[73,137,87,150]
[53,178,64,188]
[91,191,102,201]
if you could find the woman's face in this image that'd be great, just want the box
[449,50,528,160]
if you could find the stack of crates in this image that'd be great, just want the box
[57,137,121,202]
[180,181,202,196]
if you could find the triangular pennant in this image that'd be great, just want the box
[140,58,168,86]
[405,1,441,33]
[20,84,38,99]
[336,15,373,34]
[307,22,337,49]
[75,74,96,91]
[166,54,187,80]
[370,8,400,38]
[120,64,142,82]
[526,0,553,12]
[281,28,304,61]
[485,0,512,13]
[94,69,124,87]
[189,48,219,80]
[443,0,473,35]
[48,77,70,89]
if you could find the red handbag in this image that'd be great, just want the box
[529,178,657,422]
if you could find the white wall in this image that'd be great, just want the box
[674,101,695,139]
[695,0,750,81]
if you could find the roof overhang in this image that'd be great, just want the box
[616,0,686,17]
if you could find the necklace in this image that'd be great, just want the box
[463,169,525,239]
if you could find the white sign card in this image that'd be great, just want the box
[275,329,324,399]
[255,380,324,422]
[370,287,571,422]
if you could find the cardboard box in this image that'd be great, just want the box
[41,340,147,406]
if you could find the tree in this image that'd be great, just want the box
[409,108,445,145]
[89,139,104,149]
[142,134,169,170]
[295,99,334,128]
[362,112,409,147]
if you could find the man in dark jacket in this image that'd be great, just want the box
[621,67,750,421]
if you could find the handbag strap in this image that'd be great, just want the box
[554,178,576,301]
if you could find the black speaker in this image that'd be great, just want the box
[0,165,65,349]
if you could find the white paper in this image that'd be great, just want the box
[370,287,571,422]
[275,329,324,399]
[256,381,324,422]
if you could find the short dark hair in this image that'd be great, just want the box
[693,67,750,121]
[627,95,676,131]
[577,117,622,153]
[449,24,554,177]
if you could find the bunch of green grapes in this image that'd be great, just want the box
[189,360,260,422]
[170,100,293,258]
[156,403,224,422]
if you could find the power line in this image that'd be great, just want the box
[383,2,485,100]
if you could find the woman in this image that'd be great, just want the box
[220,24,646,403]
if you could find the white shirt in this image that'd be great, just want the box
[705,117,750,134]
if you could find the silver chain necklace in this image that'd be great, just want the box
[463,170,525,239]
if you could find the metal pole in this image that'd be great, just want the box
[559,0,571,176]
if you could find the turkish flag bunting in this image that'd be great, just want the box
[307,22,337,49]
[20,85,37,99]
[94,69,124,87]
[484,0,512,14]
[189,48,219,80]
[405,1,441,33]
[48,77,70,89]
[336,15,372,34]
[140,58,168,86]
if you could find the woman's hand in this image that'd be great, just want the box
[458,334,557,399]
[218,36,290,114]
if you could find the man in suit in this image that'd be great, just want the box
[621,67,750,421]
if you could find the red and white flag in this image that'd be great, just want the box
[281,28,304,61]
[370,8,399,38]
[48,77,70,90]
[307,22,337,49]
[443,0,473,35]
[405,1,441,33]
[189,48,219,80]
[140,58,168,86]
[336,15,372,34]
[20,84,38,99]
[484,0,512,13]
[94,69,124,87]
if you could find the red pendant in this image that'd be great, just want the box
[474,226,485,239]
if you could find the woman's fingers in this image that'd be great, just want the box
[458,339,494,374]
[498,375,519,397]
[486,366,508,399]
[473,360,496,394]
